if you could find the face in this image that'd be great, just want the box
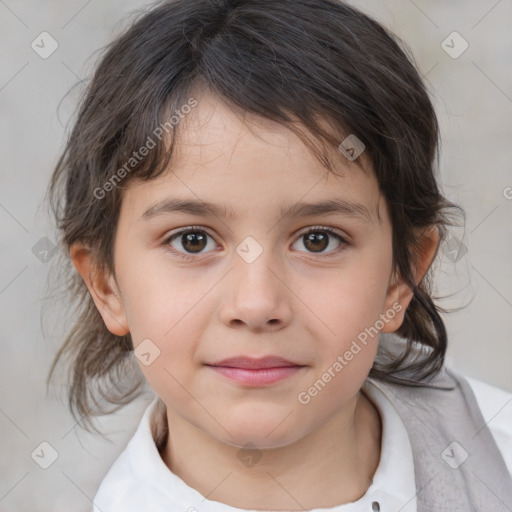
[95,91,410,449]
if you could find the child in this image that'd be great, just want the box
[45,0,512,510]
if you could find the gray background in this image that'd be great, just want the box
[1,0,511,511]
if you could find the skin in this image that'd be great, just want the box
[71,90,439,510]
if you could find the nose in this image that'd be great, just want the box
[218,243,292,332]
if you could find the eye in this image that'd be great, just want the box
[292,226,347,256]
[163,225,348,261]
[163,226,217,261]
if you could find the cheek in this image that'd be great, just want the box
[130,312,205,407]
[300,251,391,322]
[119,253,209,336]
[116,258,211,385]
[295,251,391,365]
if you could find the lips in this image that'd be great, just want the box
[206,356,305,386]
[206,356,303,370]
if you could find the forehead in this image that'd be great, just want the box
[122,91,385,224]
[173,90,361,173]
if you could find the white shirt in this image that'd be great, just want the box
[92,374,512,512]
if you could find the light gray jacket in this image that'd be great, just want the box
[368,334,512,511]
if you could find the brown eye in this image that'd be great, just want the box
[181,231,208,253]
[292,227,346,255]
[165,228,216,258]
[303,231,329,252]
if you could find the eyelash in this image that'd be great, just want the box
[162,225,349,262]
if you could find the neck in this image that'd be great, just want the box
[160,390,382,510]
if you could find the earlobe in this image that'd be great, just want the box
[381,226,440,333]
[69,243,130,336]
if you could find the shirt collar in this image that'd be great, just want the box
[94,380,418,511]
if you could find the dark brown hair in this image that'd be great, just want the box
[45,0,462,434]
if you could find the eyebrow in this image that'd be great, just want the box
[140,197,373,223]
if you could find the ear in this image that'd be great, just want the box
[69,243,130,336]
[381,226,439,333]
